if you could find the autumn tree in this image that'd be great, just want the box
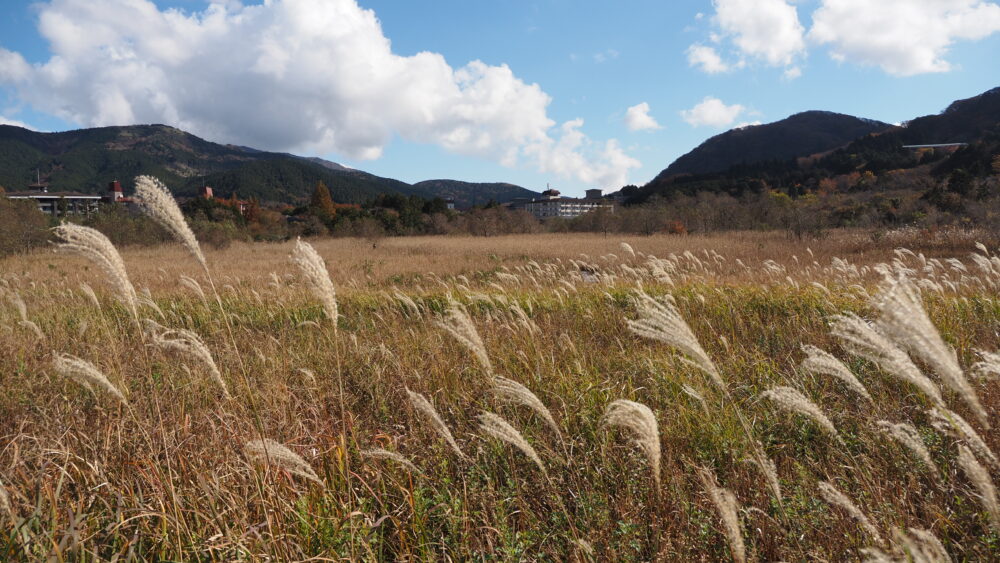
[309,181,337,217]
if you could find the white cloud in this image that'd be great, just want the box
[733,120,762,129]
[624,102,663,132]
[593,49,620,63]
[681,97,746,128]
[782,66,802,80]
[686,44,730,73]
[0,0,638,187]
[809,0,1000,76]
[0,114,34,129]
[714,0,806,66]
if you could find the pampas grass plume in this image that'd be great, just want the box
[818,480,882,543]
[492,376,562,440]
[406,389,466,459]
[150,325,230,399]
[478,412,547,477]
[133,175,206,269]
[53,224,137,317]
[245,438,323,486]
[627,290,724,390]
[956,444,1000,532]
[436,300,492,374]
[52,353,127,403]
[762,386,839,439]
[697,467,745,563]
[800,344,873,403]
[602,399,661,489]
[875,277,988,428]
[876,421,936,472]
[361,448,421,473]
[291,238,338,326]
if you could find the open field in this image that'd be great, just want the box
[3,228,1000,560]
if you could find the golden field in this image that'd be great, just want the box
[2,228,1000,561]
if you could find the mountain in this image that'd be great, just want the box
[0,124,534,206]
[658,111,891,178]
[412,180,540,209]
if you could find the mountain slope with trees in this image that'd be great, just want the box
[0,124,534,205]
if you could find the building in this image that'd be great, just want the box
[5,177,101,216]
[510,188,613,219]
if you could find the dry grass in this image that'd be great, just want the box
[2,229,1000,560]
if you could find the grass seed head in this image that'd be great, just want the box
[478,411,547,477]
[436,300,492,374]
[291,238,338,326]
[406,389,466,459]
[361,448,421,473]
[602,399,661,489]
[134,175,206,269]
[762,386,839,439]
[52,353,127,403]
[697,466,745,563]
[245,438,323,487]
[492,376,562,440]
[52,224,137,318]
[818,480,882,543]
[800,344,873,403]
[956,444,1000,532]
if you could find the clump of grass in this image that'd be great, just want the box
[361,448,421,474]
[492,376,562,440]
[799,344,872,403]
[697,466,745,563]
[874,277,987,428]
[133,175,206,270]
[436,300,492,374]
[291,238,338,327]
[148,322,230,399]
[478,412,547,477]
[955,444,1000,532]
[406,388,466,459]
[52,224,137,318]
[52,353,127,403]
[627,290,722,389]
[0,476,12,523]
[245,438,323,487]
[761,386,839,440]
[818,480,882,543]
[876,421,936,472]
[830,313,944,407]
[602,399,661,490]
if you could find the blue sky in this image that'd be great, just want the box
[1,0,999,196]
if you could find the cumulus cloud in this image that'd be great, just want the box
[810,0,1000,76]
[0,0,638,187]
[713,0,805,66]
[686,44,730,73]
[681,97,746,128]
[624,102,662,132]
[0,115,34,129]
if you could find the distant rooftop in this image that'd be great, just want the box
[902,143,968,148]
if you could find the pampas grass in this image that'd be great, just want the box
[79,282,101,309]
[928,408,998,469]
[149,324,231,399]
[818,480,882,543]
[874,277,988,428]
[436,300,492,374]
[956,444,1000,532]
[761,386,839,439]
[492,376,562,440]
[0,477,12,523]
[876,421,936,471]
[291,238,338,327]
[361,448,421,473]
[830,313,944,407]
[133,175,206,269]
[627,290,723,389]
[52,224,137,318]
[478,412,547,477]
[52,353,127,403]
[406,389,466,459]
[245,438,323,486]
[800,344,873,403]
[698,466,745,563]
[602,399,661,489]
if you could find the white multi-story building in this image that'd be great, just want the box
[511,188,613,219]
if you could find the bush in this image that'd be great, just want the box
[0,198,49,256]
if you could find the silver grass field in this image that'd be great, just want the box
[2,180,1000,560]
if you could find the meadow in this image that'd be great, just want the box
[2,185,1000,561]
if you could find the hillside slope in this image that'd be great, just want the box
[412,180,539,209]
[658,111,890,178]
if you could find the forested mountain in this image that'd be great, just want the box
[412,180,540,209]
[659,111,890,178]
[0,124,533,205]
[632,86,1000,203]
